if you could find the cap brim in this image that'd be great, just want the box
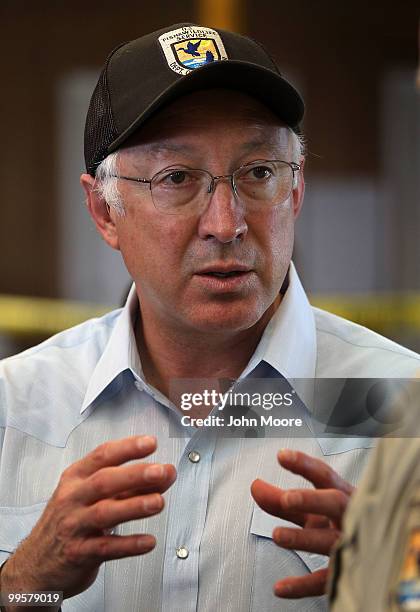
[107,60,304,153]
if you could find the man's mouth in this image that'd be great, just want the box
[201,271,248,278]
[196,264,252,278]
[194,266,253,290]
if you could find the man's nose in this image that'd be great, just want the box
[197,178,248,243]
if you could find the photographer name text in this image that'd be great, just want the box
[181,414,303,428]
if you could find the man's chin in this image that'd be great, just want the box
[186,301,269,335]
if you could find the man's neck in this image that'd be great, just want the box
[134,295,281,406]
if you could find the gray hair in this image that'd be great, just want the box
[94,152,125,216]
[291,129,306,161]
[94,128,306,214]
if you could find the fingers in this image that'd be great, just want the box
[250,479,306,527]
[274,568,328,598]
[252,450,349,601]
[68,436,158,478]
[11,436,170,598]
[65,534,156,565]
[80,463,177,504]
[251,479,348,526]
[280,488,349,527]
[75,493,165,533]
[112,483,172,501]
[273,526,339,555]
[278,449,354,495]
[304,515,331,529]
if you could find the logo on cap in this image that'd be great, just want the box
[159,26,228,76]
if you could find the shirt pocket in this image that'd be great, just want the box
[0,503,105,612]
[249,506,329,611]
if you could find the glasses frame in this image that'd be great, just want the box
[110,159,301,214]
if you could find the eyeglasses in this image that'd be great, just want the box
[111,159,300,215]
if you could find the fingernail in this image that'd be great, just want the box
[143,494,162,512]
[280,449,297,463]
[144,464,164,481]
[273,528,293,545]
[274,582,292,597]
[283,491,302,507]
[137,436,156,450]
[137,535,155,550]
[273,527,282,541]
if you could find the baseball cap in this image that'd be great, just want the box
[84,23,305,176]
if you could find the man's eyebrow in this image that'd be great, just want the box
[132,136,289,163]
[237,137,289,154]
[141,136,288,155]
[142,142,196,155]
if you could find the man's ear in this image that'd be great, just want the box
[292,157,305,220]
[80,173,120,251]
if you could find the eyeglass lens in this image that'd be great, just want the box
[150,161,295,214]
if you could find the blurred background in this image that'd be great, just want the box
[0,0,419,357]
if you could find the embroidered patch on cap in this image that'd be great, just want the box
[159,25,228,76]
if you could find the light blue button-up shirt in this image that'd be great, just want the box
[1,263,419,611]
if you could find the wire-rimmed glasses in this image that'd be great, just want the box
[111,159,300,215]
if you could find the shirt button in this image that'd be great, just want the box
[134,380,143,391]
[176,546,189,559]
[188,450,201,463]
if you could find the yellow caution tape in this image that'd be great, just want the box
[0,295,113,337]
[311,293,420,331]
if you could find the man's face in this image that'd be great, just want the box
[90,89,304,337]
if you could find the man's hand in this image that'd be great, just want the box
[251,449,354,599]
[1,435,176,601]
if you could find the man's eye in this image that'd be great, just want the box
[247,166,272,180]
[155,169,200,190]
[166,170,187,185]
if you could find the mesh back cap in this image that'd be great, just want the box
[84,23,304,176]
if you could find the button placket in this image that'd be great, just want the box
[162,432,216,611]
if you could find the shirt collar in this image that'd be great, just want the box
[81,284,141,413]
[241,262,317,381]
[81,262,317,414]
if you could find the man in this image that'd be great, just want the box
[0,23,419,612]
[327,378,420,611]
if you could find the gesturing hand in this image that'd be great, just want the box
[1,435,176,601]
[251,449,354,599]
